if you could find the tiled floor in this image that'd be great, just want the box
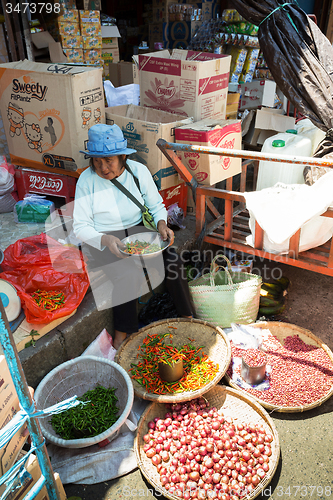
[0,211,73,251]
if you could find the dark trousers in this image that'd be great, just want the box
[83,224,194,334]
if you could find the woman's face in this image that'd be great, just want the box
[92,155,126,180]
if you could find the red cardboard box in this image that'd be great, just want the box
[139,49,231,121]
[159,182,188,217]
[175,118,242,185]
[15,167,77,215]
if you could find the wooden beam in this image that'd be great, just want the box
[1,0,18,60]
[288,229,301,259]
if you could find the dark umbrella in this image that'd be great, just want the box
[231,0,333,181]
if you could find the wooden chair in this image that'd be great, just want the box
[157,139,333,276]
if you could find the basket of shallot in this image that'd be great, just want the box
[134,385,280,500]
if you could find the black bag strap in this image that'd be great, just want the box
[110,164,146,213]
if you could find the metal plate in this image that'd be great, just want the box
[119,232,171,259]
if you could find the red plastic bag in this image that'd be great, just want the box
[0,233,90,324]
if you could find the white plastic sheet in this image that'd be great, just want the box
[45,329,149,484]
[244,171,333,254]
[46,397,149,484]
[104,80,140,107]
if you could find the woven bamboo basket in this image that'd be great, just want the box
[134,385,280,500]
[225,321,333,413]
[114,317,231,403]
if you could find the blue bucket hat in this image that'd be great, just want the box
[80,124,136,157]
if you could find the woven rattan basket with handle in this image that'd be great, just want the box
[189,255,262,328]
[114,317,231,403]
[225,321,333,413]
[134,385,280,500]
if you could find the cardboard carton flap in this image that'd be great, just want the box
[31,31,56,49]
[171,49,231,62]
[101,25,121,38]
[177,117,240,132]
[106,104,193,125]
[0,59,98,75]
[255,108,295,132]
[49,42,68,63]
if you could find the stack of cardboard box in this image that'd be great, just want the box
[45,4,103,66]
[80,10,103,66]
[101,25,121,77]
[57,8,83,63]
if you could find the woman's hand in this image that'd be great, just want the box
[157,220,174,245]
[101,234,126,258]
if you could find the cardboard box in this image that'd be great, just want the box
[102,37,119,49]
[2,452,66,500]
[139,49,231,121]
[57,21,81,36]
[149,23,169,47]
[63,48,84,63]
[56,8,79,23]
[107,61,139,86]
[169,21,202,40]
[152,6,169,23]
[159,182,188,216]
[60,34,83,48]
[81,23,102,36]
[226,92,240,119]
[101,48,120,63]
[0,383,18,428]
[0,394,29,476]
[238,79,276,110]
[0,355,14,393]
[0,60,104,175]
[79,10,100,24]
[175,118,242,185]
[243,107,296,146]
[84,48,102,62]
[105,104,193,189]
[83,35,102,49]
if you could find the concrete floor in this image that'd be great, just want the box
[64,240,333,499]
[1,211,333,500]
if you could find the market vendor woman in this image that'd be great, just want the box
[73,124,194,349]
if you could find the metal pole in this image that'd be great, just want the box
[0,298,61,500]
[158,139,333,168]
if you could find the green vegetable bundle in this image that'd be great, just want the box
[50,385,119,440]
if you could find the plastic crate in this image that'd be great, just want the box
[15,167,77,215]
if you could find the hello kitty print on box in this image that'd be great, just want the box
[0,60,105,174]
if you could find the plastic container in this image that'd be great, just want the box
[256,131,312,190]
[295,118,326,155]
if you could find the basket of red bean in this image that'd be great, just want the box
[225,321,333,412]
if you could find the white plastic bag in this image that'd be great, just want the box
[0,166,14,195]
[81,328,116,362]
[104,80,140,107]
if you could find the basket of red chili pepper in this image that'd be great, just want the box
[225,321,333,412]
[114,318,232,403]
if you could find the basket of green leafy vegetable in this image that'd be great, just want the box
[34,356,134,448]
